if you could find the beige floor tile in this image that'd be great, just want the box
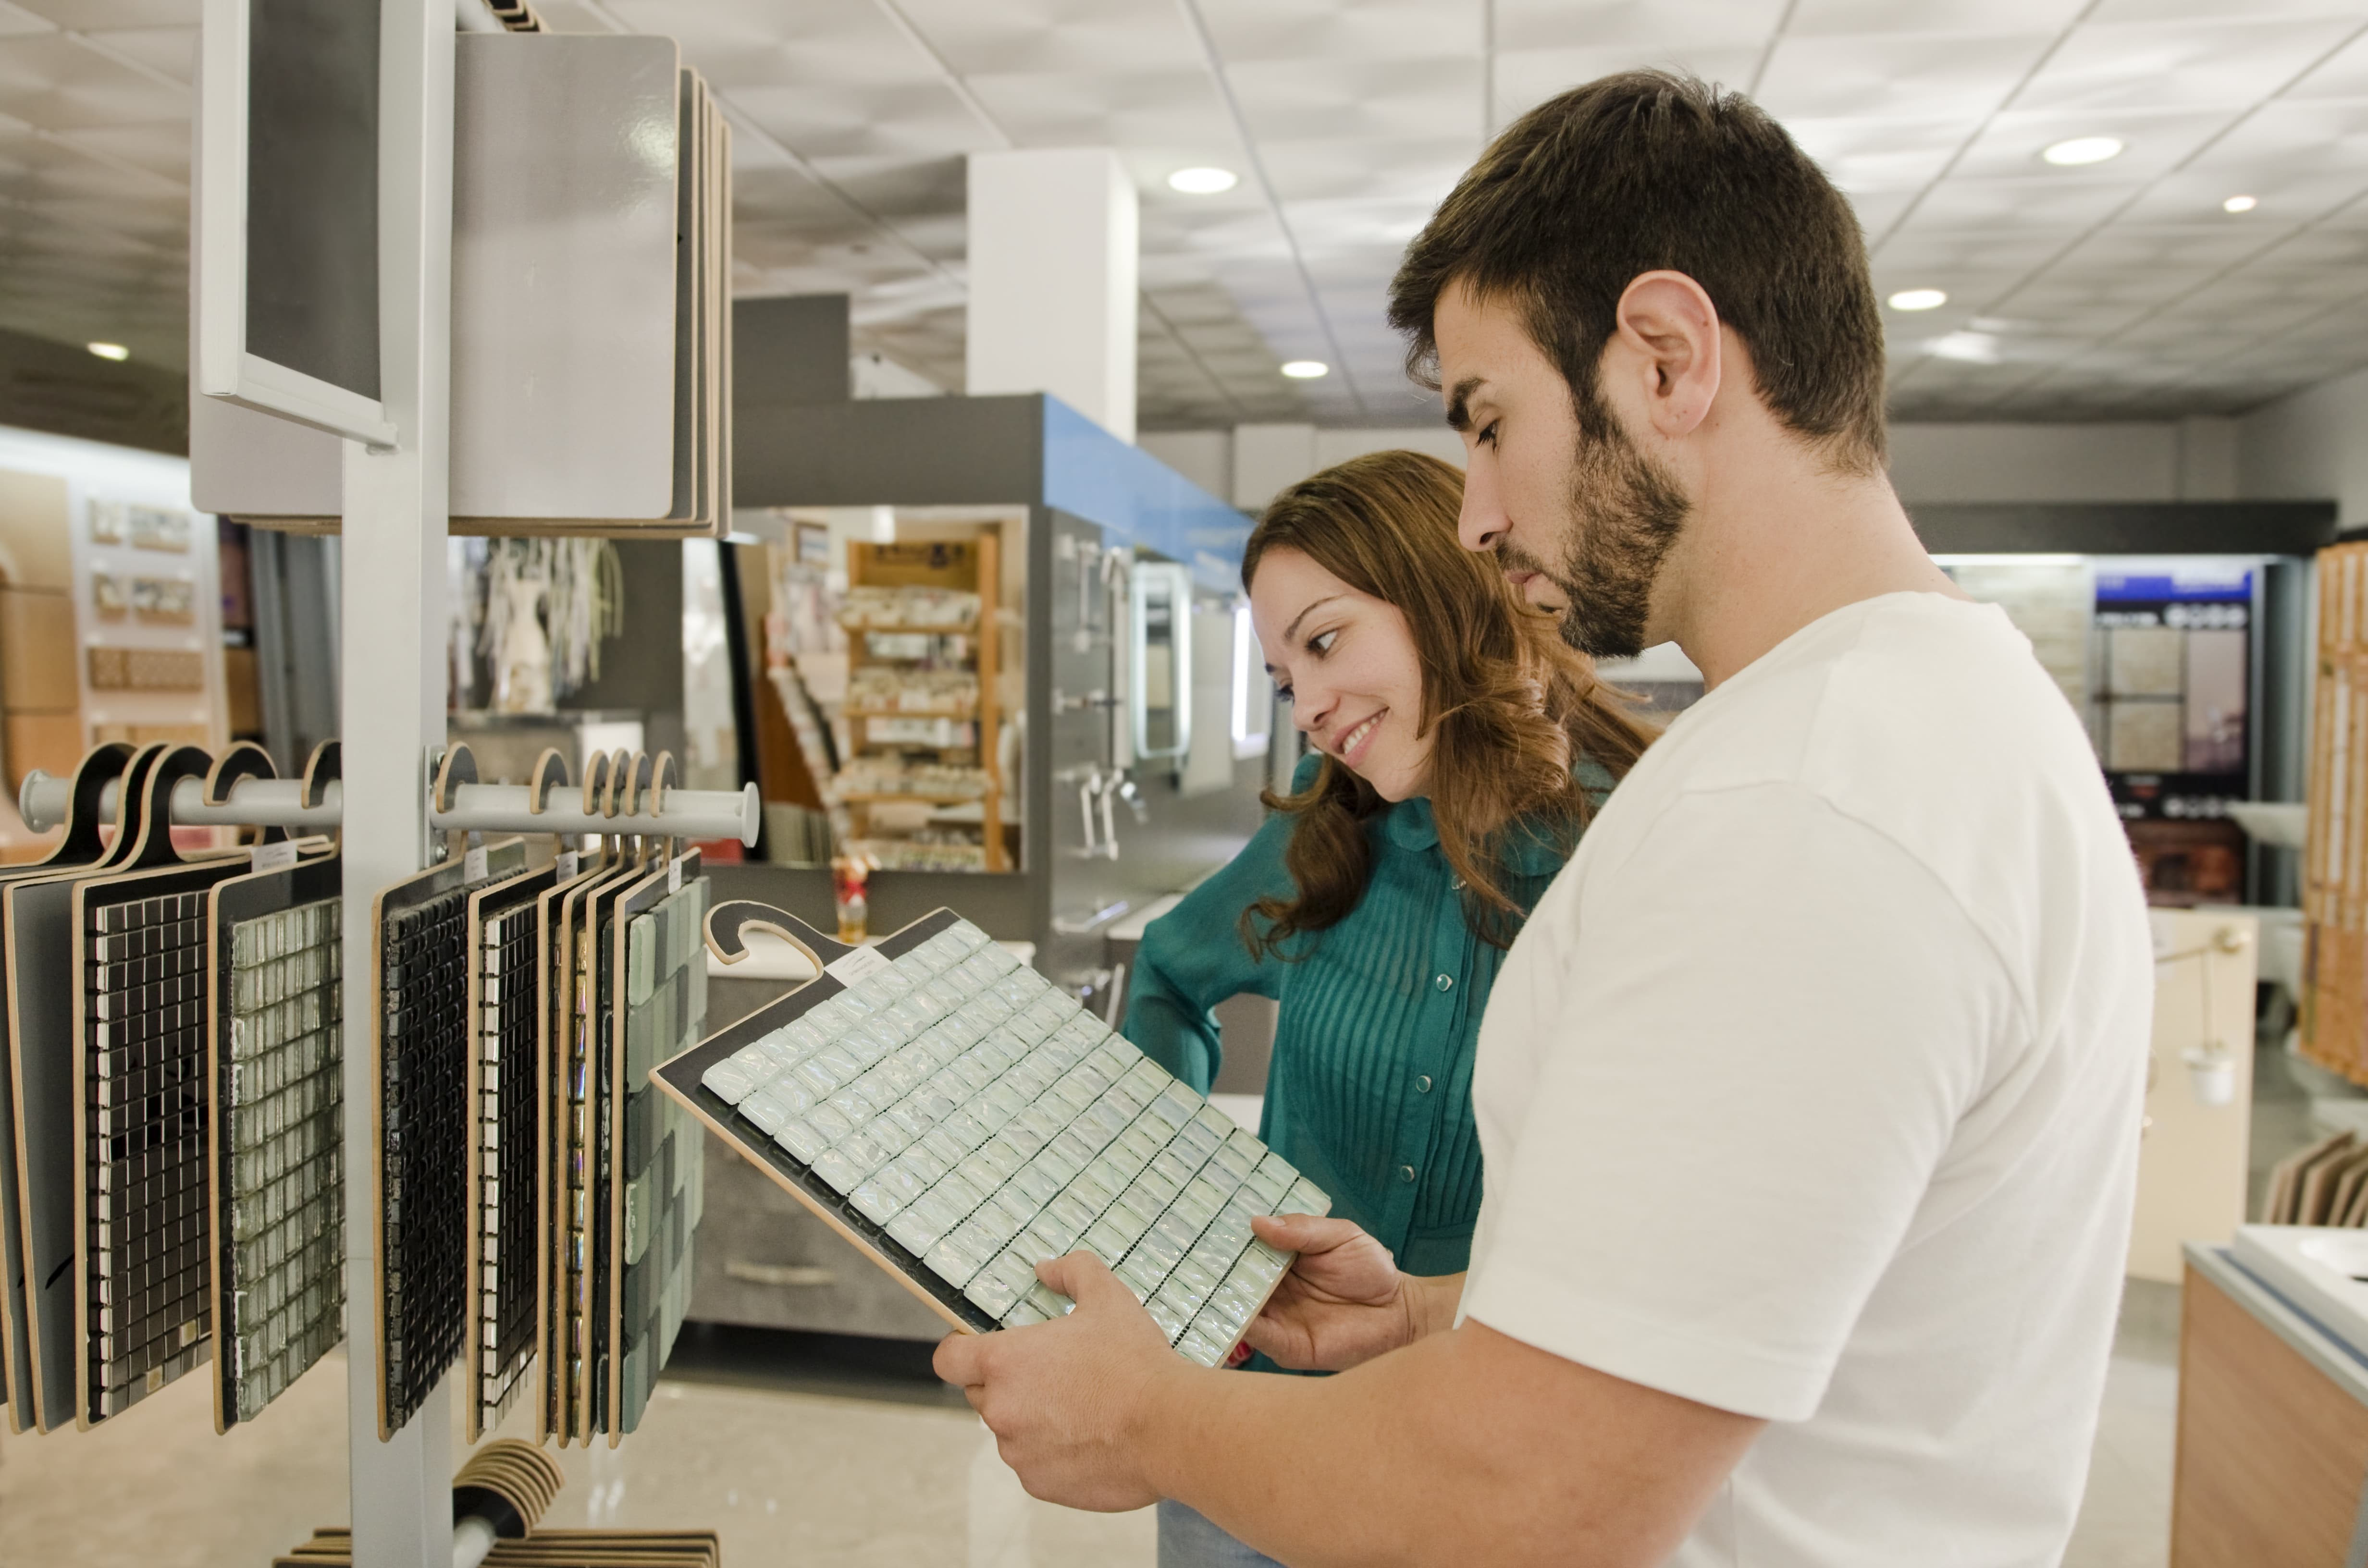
[0,1346,1153,1568]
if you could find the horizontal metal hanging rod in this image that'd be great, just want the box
[432,779,759,843]
[19,773,339,833]
[17,772,761,845]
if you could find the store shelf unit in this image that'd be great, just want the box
[839,539,1006,873]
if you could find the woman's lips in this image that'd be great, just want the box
[1333,709,1385,768]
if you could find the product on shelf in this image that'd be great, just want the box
[837,759,991,800]
[837,585,980,631]
[845,668,979,714]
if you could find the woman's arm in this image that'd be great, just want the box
[1120,794,1303,1091]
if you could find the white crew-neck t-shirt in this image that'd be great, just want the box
[1462,591,2152,1568]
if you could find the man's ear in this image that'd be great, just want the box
[1609,270,1722,441]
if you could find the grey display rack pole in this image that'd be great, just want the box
[345,5,457,1564]
[16,772,763,844]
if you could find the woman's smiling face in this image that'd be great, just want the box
[1249,545,1432,801]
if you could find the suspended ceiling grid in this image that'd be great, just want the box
[2,0,2368,430]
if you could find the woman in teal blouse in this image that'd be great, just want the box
[1122,449,1653,1568]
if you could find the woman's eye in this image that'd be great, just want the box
[1274,685,1294,704]
[1308,629,1337,656]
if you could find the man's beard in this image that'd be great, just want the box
[1502,387,1691,661]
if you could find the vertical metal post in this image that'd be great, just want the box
[340,3,455,1565]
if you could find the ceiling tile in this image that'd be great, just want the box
[2014,15,2364,115]
[1756,31,2060,121]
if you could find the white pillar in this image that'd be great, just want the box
[343,3,456,1565]
[1230,423,1317,513]
[966,148,1138,443]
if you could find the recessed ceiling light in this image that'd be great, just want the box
[1167,167,1238,195]
[1280,360,1329,380]
[2041,136,2123,167]
[1930,331,2001,364]
[1887,288,1948,312]
[86,342,128,361]
[2223,194,2258,213]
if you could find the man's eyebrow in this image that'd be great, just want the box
[1283,595,1344,644]
[1444,375,1486,432]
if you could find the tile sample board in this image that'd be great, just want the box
[607,860,707,1439]
[72,856,257,1425]
[370,840,527,1440]
[539,852,632,1444]
[654,907,1329,1365]
[209,854,343,1431]
[466,862,557,1442]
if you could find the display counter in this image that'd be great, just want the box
[2177,1242,2368,1564]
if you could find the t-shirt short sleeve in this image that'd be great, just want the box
[1459,782,2020,1422]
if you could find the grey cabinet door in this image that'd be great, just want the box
[689,1129,950,1342]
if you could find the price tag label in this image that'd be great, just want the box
[823,945,891,985]
[251,840,298,874]
[464,844,488,883]
[668,853,683,894]
[556,850,580,881]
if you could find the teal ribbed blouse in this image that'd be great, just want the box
[1122,755,1609,1278]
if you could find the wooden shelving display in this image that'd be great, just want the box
[838,539,1007,872]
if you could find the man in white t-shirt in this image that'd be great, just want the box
[936,70,2152,1568]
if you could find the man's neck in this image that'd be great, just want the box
[1658,431,1961,690]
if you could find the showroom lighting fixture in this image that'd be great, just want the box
[1167,166,1238,195]
[1888,289,1948,312]
[1930,331,2002,364]
[2041,136,2123,167]
[2223,194,2258,213]
[86,342,128,361]
[1280,360,1329,379]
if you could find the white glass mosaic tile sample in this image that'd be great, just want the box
[687,916,1328,1365]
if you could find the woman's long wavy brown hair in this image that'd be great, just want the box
[1242,449,1654,955]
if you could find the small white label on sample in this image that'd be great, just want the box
[464,844,488,883]
[557,850,580,881]
[668,853,684,894]
[823,945,891,985]
[251,840,298,874]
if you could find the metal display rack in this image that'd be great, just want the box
[181,5,761,1562]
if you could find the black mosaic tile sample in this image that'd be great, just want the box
[381,886,469,1431]
[84,890,210,1421]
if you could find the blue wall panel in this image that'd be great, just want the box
[1040,397,1251,592]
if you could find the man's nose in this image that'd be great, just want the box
[1460,456,1506,553]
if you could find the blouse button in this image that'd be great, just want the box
[1415,1075,1433,1094]
[1399,1164,1418,1184]
[1433,973,1454,992]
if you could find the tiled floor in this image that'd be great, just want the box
[0,1295,2187,1568]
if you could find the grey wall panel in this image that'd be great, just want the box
[735,295,851,407]
[732,396,1043,509]
[1909,501,2336,555]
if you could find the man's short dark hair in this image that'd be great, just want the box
[1389,71,1887,474]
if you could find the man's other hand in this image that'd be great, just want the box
[1243,1213,1445,1372]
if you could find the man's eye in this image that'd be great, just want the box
[1478,420,1500,448]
